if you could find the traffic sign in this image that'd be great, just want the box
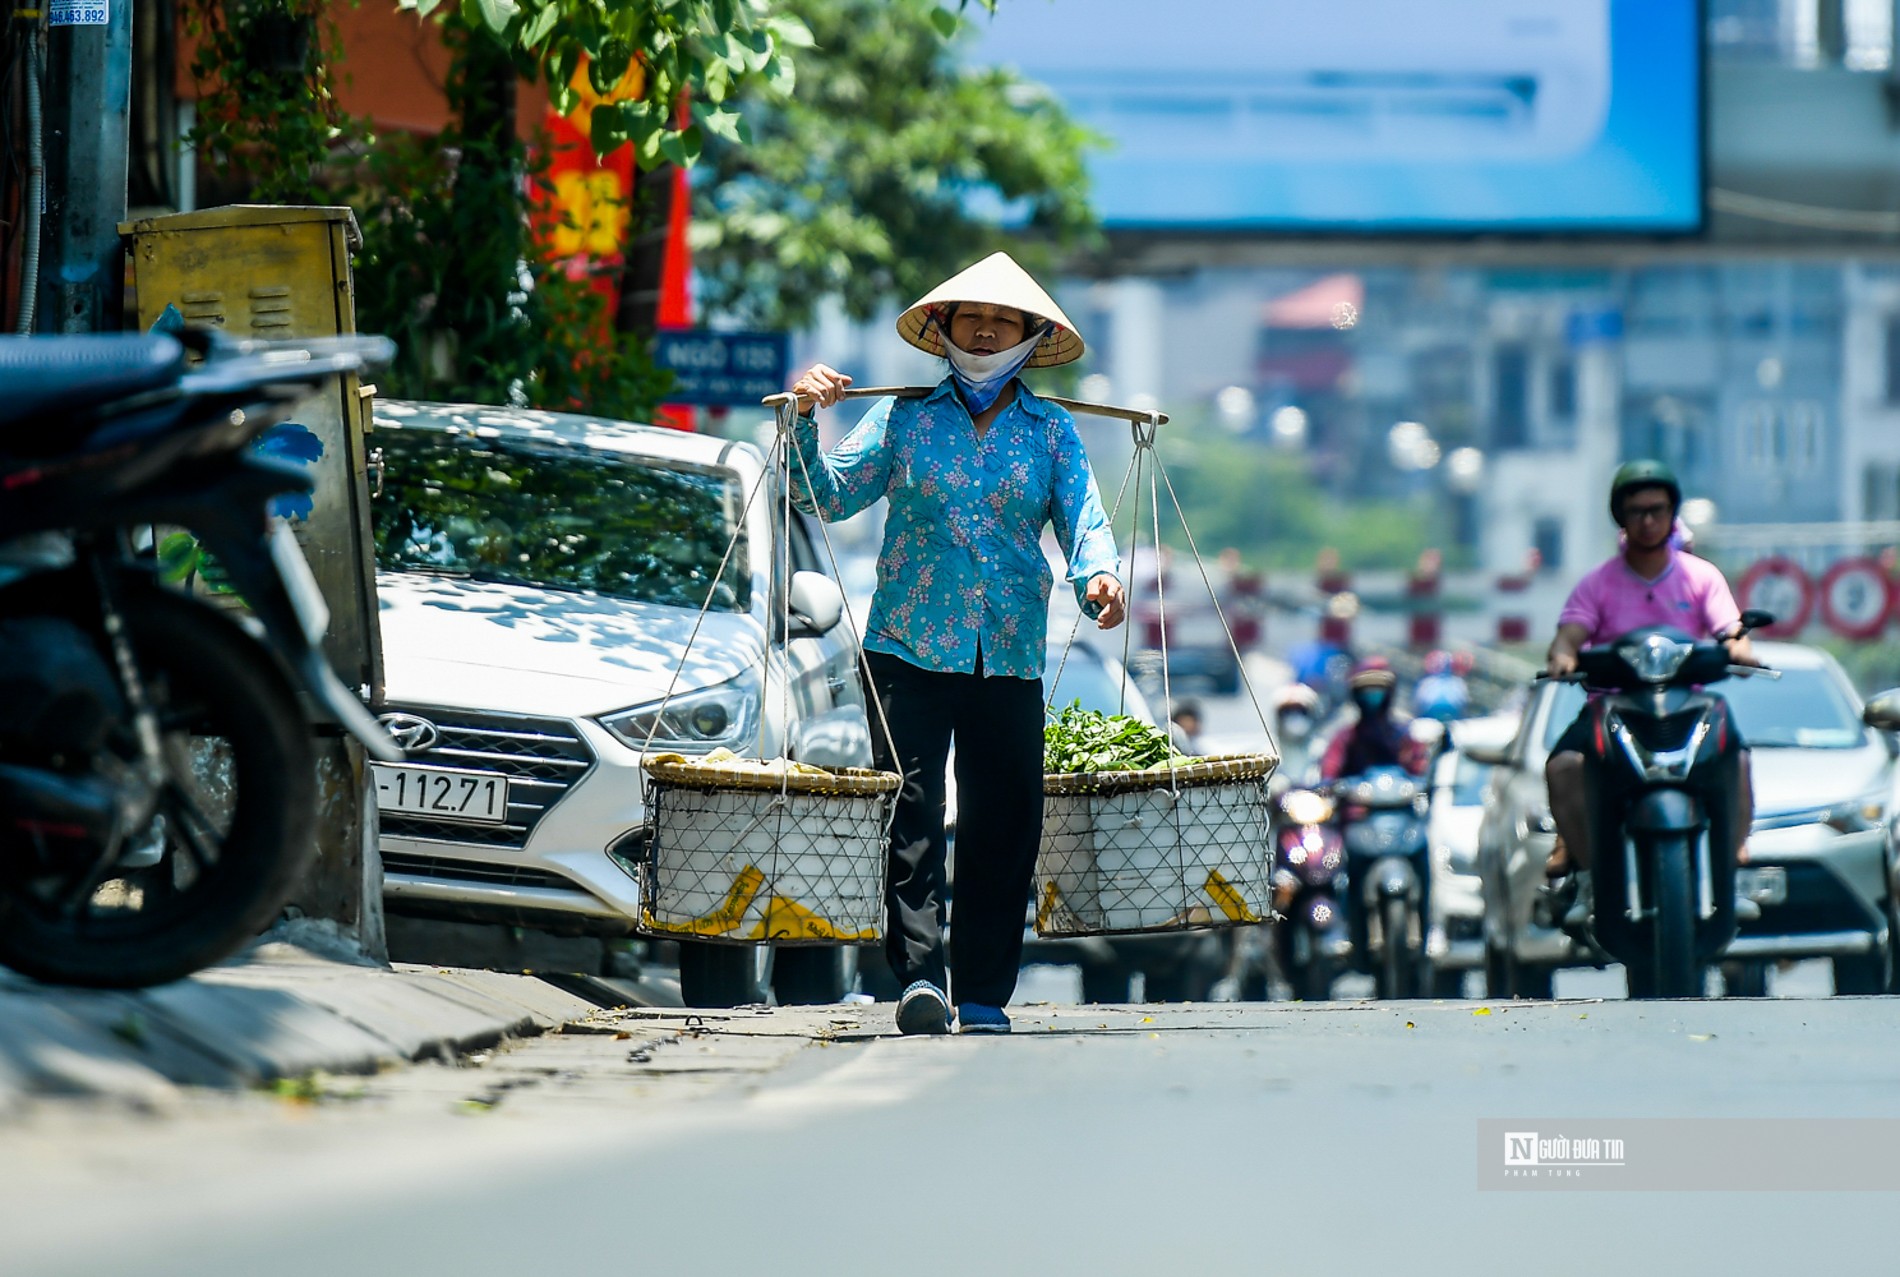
[654,329,791,407]
[1736,557,1815,638]
[1818,558,1896,641]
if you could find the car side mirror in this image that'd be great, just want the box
[1863,689,1900,734]
[1462,742,1516,768]
[788,570,845,637]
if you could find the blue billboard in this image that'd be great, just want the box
[967,0,1702,233]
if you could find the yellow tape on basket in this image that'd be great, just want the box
[1203,869,1261,924]
[752,896,877,943]
[649,864,766,937]
[643,864,878,942]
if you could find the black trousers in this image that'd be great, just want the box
[862,649,1044,1008]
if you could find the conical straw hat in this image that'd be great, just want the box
[896,251,1084,368]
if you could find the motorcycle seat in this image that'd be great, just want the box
[0,335,186,430]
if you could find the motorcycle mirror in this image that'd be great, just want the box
[1739,609,1776,633]
[1461,741,1516,768]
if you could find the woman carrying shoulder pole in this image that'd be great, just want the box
[788,251,1125,1035]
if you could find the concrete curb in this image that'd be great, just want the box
[0,941,606,1115]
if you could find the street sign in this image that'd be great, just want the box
[1736,557,1814,638]
[655,329,791,407]
[1818,558,1896,641]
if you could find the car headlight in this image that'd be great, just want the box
[1282,789,1335,826]
[1823,791,1891,835]
[598,671,760,754]
[1617,633,1693,683]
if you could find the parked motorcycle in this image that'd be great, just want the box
[1335,765,1432,999]
[0,330,400,988]
[1270,784,1350,1000]
[1550,613,1776,999]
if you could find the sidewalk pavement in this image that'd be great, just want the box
[0,930,617,1116]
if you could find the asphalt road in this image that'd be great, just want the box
[7,991,1899,1277]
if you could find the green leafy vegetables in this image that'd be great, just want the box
[1043,702,1188,775]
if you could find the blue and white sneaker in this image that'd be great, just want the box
[896,980,951,1035]
[956,1003,1011,1034]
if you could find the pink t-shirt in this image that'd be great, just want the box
[1557,551,1741,646]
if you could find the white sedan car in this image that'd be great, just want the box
[367,401,872,1006]
[1425,713,1519,995]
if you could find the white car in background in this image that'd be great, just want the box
[1426,713,1519,996]
[367,401,872,1007]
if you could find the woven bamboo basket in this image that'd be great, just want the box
[1035,752,1278,937]
[637,753,899,946]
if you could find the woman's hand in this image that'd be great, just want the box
[791,364,853,414]
[1085,574,1126,631]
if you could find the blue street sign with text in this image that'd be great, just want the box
[655,330,791,407]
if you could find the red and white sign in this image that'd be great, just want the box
[1736,557,1814,638]
[1818,558,1896,641]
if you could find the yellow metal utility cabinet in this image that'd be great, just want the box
[119,204,382,703]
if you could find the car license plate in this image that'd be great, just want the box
[372,764,508,825]
[1737,866,1788,907]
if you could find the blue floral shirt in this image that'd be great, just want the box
[790,379,1121,680]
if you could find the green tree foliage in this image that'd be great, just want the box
[1149,422,1449,573]
[396,0,813,170]
[689,0,1099,330]
[352,11,684,414]
[182,0,361,204]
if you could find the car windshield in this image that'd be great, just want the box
[372,427,750,612]
[1446,753,1493,806]
[1720,666,1866,749]
[1535,665,1865,751]
[1539,682,1588,752]
[1047,648,1154,725]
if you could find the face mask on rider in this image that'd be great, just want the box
[1355,688,1389,715]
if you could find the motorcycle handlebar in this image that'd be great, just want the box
[182,333,395,394]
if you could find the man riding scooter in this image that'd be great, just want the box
[1544,461,1761,928]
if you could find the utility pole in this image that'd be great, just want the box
[38,0,133,333]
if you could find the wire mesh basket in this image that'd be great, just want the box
[1034,753,1278,937]
[638,754,899,946]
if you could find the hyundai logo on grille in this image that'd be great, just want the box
[377,712,440,753]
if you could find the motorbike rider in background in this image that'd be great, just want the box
[1414,650,1472,723]
[1271,682,1323,779]
[1318,659,1435,972]
[1318,659,1432,783]
[1543,461,1760,921]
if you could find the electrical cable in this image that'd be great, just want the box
[13,26,41,332]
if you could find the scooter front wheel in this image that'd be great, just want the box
[1649,833,1703,999]
[1378,896,1415,999]
[0,586,316,988]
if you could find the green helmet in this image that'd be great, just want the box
[1608,459,1682,523]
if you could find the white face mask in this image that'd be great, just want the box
[941,323,1048,414]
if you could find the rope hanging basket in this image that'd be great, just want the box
[1036,751,1279,938]
[1022,390,1283,938]
[639,752,900,947]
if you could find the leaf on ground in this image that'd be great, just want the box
[1471,1007,1492,1017]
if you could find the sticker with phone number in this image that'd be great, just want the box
[50,1,110,27]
